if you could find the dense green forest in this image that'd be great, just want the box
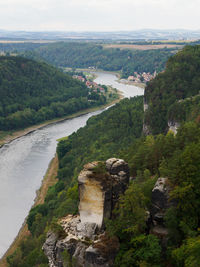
[7,45,200,267]
[0,42,176,77]
[0,42,46,53]
[23,42,174,77]
[144,45,200,134]
[0,56,109,131]
[7,96,144,267]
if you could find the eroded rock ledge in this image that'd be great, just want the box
[149,177,176,247]
[43,158,129,267]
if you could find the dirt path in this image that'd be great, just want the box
[0,156,58,267]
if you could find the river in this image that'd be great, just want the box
[0,72,144,258]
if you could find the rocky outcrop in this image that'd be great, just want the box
[78,159,129,228]
[143,98,151,136]
[43,158,129,267]
[150,178,175,245]
[168,120,180,135]
[144,102,149,112]
[151,178,171,220]
[143,123,151,136]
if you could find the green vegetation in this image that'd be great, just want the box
[144,45,200,134]
[6,45,200,267]
[21,42,174,77]
[0,43,47,54]
[0,56,109,131]
[6,96,144,266]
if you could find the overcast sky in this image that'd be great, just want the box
[0,0,200,31]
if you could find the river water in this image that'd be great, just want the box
[0,72,143,258]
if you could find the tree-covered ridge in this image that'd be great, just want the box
[7,95,200,266]
[144,45,200,134]
[6,45,200,267]
[56,97,144,181]
[22,42,174,77]
[0,56,108,130]
[168,94,200,124]
[0,42,46,53]
[7,96,144,267]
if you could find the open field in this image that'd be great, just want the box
[103,44,184,50]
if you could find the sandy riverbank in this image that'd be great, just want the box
[0,92,123,148]
[117,78,146,89]
[0,91,123,266]
[0,155,58,267]
[64,68,146,89]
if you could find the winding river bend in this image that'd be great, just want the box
[0,72,143,258]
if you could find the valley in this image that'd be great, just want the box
[0,35,200,267]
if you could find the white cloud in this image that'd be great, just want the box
[0,0,199,31]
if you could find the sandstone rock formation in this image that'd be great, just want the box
[143,99,151,136]
[168,120,180,135]
[150,177,175,245]
[43,158,129,267]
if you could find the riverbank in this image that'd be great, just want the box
[117,78,146,89]
[0,91,123,148]
[0,156,59,267]
[0,70,141,266]
[0,91,123,266]
[64,68,146,89]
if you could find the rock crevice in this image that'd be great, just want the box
[43,158,129,267]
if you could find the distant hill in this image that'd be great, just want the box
[6,45,200,267]
[144,45,200,134]
[0,29,200,40]
[0,56,90,130]
[22,42,174,77]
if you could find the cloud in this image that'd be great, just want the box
[0,0,199,31]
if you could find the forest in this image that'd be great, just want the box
[0,41,175,77]
[144,45,200,134]
[23,42,175,77]
[6,45,200,267]
[0,56,109,131]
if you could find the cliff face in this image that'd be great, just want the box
[149,178,175,247]
[43,158,129,267]
[143,95,180,135]
[167,120,180,135]
[78,162,111,228]
[143,98,151,136]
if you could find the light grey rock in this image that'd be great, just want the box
[144,103,149,112]
[85,246,109,267]
[106,158,129,176]
[143,122,151,136]
[42,232,59,267]
[151,177,171,219]
[168,120,180,135]
[105,158,118,171]
[44,158,128,267]
[76,222,98,239]
[150,177,176,247]
[78,159,129,228]
[72,242,87,267]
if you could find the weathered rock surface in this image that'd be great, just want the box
[151,178,171,222]
[149,177,175,245]
[168,120,180,135]
[143,99,151,136]
[78,159,129,228]
[43,158,129,267]
[43,232,59,267]
[144,102,149,112]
